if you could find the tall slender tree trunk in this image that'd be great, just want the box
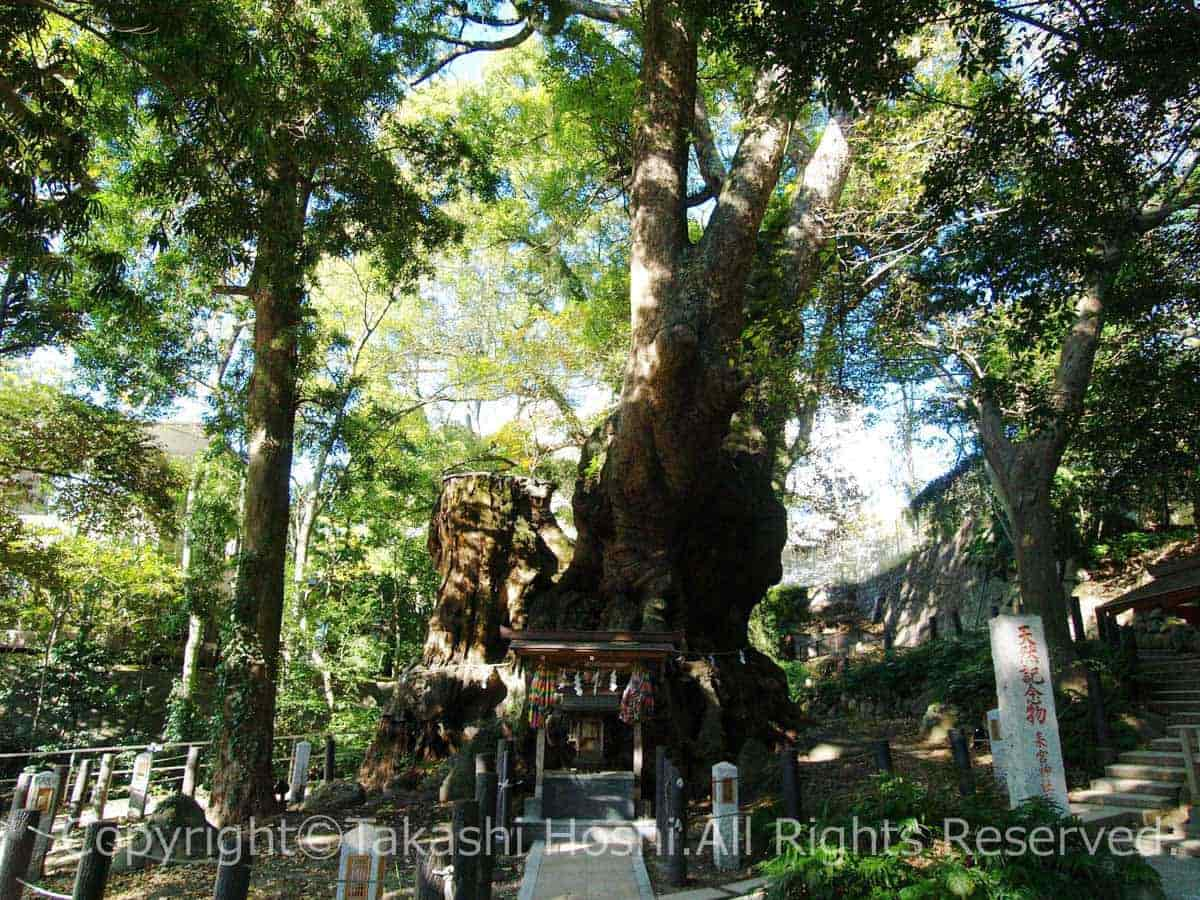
[210,180,307,825]
[977,266,1111,668]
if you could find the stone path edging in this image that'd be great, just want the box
[655,876,768,900]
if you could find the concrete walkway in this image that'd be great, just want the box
[518,825,653,900]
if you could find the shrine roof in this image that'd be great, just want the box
[502,626,683,663]
[1099,553,1200,616]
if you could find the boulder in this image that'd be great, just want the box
[919,703,961,745]
[301,779,366,813]
[115,793,214,872]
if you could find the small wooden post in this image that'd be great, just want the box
[665,762,687,887]
[474,755,497,900]
[7,771,32,819]
[182,747,202,798]
[655,747,667,848]
[71,820,117,900]
[779,747,801,821]
[64,758,93,836]
[948,729,975,796]
[534,728,546,799]
[870,740,893,774]
[212,832,253,900]
[90,754,114,820]
[1085,667,1114,761]
[496,739,514,850]
[416,842,450,900]
[451,799,481,900]
[950,607,963,637]
[324,735,337,782]
[0,810,36,900]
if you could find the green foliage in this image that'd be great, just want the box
[1087,529,1195,567]
[0,634,119,750]
[762,776,1162,900]
[750,585,811,661]
[798,634,997,726]
[0,377,182,533]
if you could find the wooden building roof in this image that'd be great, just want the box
[1099,553,1200,617]
[502,627,683,666]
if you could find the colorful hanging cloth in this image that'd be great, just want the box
[619,667,656,724]
[529,666,559,728]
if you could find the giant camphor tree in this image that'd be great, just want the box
[359,0,948,773]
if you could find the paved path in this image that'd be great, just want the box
[518,825,653,900]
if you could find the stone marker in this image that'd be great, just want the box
[711,762,739,871]
[987,709,1009,794]
[336,821,387,900]
[287,740,312,803]
[128,750,154,820]
[989,615,1069,811]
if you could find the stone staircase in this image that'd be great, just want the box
[1069,650,1200,856]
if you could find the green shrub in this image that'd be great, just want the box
[762,776,1162,899]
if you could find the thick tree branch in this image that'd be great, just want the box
[693,92,725,197]
[697,68,790,331]
[561,0,633,24]
[412,23,535,86]
[781,110,854,305]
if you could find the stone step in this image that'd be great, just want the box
[1151,690,1200,701]
[1138,662,1200,676]
[1154,700,1200,710]
[1120,750,1188,767]
[1088,777,1182,798]
[1149,737,1183,751]
[1106,763,1187,783]
[1068,789,1175,811]
[1165,722,1200,738]
[1164,712,1200,725]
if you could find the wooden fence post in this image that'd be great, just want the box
[6,772,31,821]
[474,755,497,900]
[495,741,513,852]
[90,754,114,820]
[212,832,253,900]
[665,762,687,887]
[655,748,667,849]
[870,740,893,774]
[416,842,450,900]
[948,729,975,796]
[324,735,336,782]
[182,747,202,798]
[71,820,117,900]
[451,799,481,900]
[0,810,36,900]
[779,748,801,821]
[65,759,93,837]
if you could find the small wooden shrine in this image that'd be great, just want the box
[504,627,682,819]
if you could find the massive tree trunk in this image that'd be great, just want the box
[359,473,569,791]
[210,181,307,825]
[523,0,797,757]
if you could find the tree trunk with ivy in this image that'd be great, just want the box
[209,180,307,826]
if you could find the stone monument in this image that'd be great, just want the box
[989,615,1069,811]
